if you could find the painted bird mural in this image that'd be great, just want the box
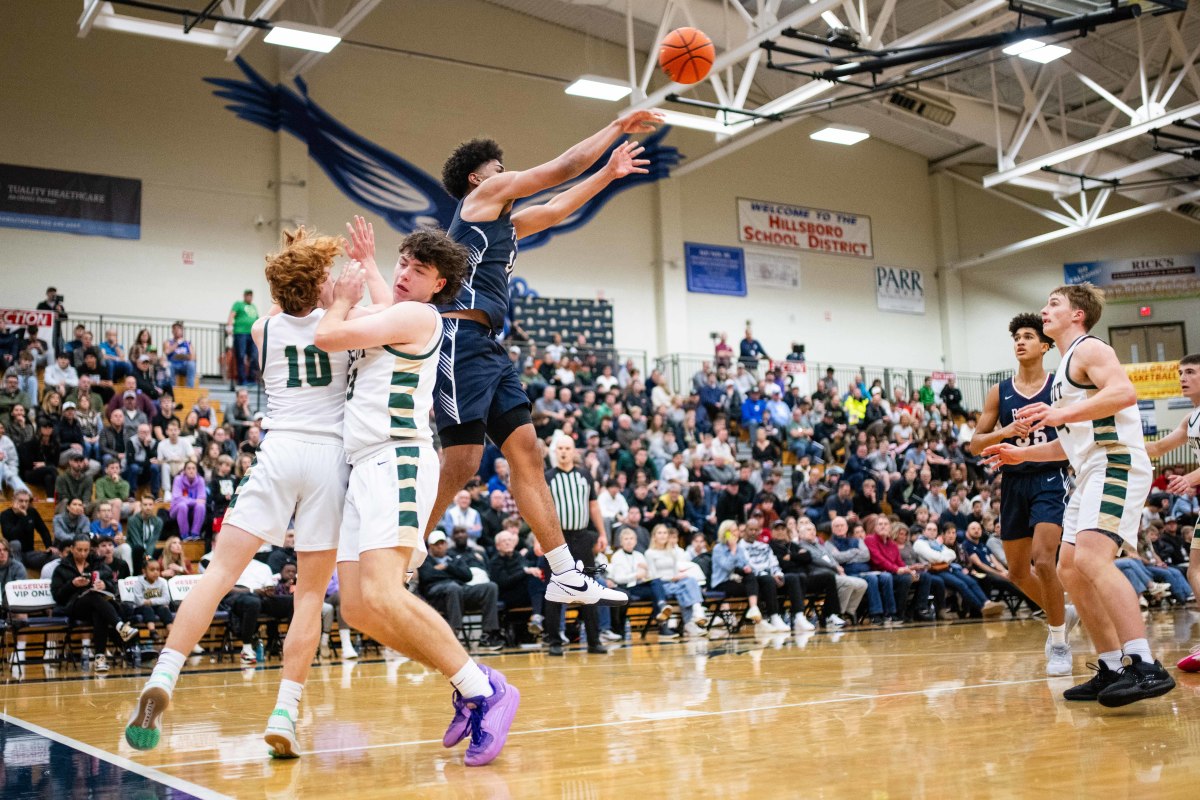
[205,57,682,250]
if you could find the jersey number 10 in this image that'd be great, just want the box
[283,345,332,388]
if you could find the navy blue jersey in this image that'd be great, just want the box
[437,200,518,331]
[998,374,1068,473]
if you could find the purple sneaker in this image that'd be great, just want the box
[463,666,520,767]
[443,689,469,748]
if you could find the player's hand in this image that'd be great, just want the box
[980,443,1027,469]
[604,141,649,179]
[344,215,376,266]
[1015,402,1061,432]
[332,261,367,305]
[615,108,664,133]
[1003,417,1031,438]
[1166,474,1196,494]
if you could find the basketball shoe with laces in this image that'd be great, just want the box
[545,561,628,606]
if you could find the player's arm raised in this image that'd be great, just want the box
[469,109,662,212]
[1146,417,1187,459]
[344,216,392,309]
[314,263,438,353]
[511,141,649,239]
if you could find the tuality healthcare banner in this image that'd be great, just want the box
[737,197,872,259]
[1063,253,1200,302]
[0,163,141,240]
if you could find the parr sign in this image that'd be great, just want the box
[737,198,872,258]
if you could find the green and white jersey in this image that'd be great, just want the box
[342,305,442,459]
[1188,406,1200,462]
[1050,334,1147,475]
[260,310,348,438]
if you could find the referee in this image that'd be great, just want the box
[543,434,608,656]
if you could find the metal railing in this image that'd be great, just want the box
[67,312,227,381]
[655,352,1008,413]
[1146,431,1198,470]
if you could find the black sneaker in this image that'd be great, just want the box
[1097,654,1177,708]
[1063,661,1121,701]
[547,641,564,657]
[476,633,505,652]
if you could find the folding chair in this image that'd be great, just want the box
[4,579,75,667]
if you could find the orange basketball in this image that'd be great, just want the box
[658,27,715,85]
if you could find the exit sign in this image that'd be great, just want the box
[1138,305,1152,317]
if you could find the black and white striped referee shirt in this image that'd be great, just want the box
[544,467,595,532]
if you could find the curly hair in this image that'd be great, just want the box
[265,227,342,315]
[441,138,503,199]
[399,228,469,305]
[1008,312,1053,347]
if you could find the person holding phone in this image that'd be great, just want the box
[50,535,136,672]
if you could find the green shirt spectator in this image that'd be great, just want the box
[227,290,261,386]
[228,293,259,335]
[918,379,935,408]
[126,506,165,567]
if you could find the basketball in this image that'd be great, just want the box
[658,27,714,85]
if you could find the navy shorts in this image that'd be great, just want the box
[434,319,530,433]
[999,468,1067,541]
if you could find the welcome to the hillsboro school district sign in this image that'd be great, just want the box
[737,197,872,259]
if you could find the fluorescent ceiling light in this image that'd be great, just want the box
[810,124,869,145]
[264,21,341,53]
[1002,38,1070,63]
[565,76,632,102]
[659,109,754,134]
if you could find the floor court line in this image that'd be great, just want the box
[147,674,1070,770]
[0,711,233,800]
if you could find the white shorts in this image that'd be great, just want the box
[222,432,349,551]
[1062,453,1151,550]
[337,441,440,564]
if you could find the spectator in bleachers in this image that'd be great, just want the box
[129,557,173,640]
[53,498,90,548]
[19,417,59,498]
[0,420,30,498]
[94,534,131,580]
[940,376,964,418]
[99,407,128,469]
[237,423,260,455]
[100,329,132,381]
[54,452,93,510]
[852,478,883,519]
[417,531,504,651]
[267,530,297,574]
[478,490,509,549]
[921,479,950,518]
[163,322,196,388]
[157,418,195,497]
[738,328,768,372]
[50,535,137,672]
[55,402,99,475]
[645,524,708,636]
[90,501,121,540]
[126,501,163,570]
[105,376,155,418]
[127,329,154,366]
[488,528,545,635]
[1172,491,1198,526]
[124,423,160,499]
[199,441,223,481]
[210,426,236,460]
[71,330,102,371]
[65,375,103,416]
[0,371,32,427]
[821,481,856,528]
[159,535,194,578]
[865,514,932,622]
[939,493,971,535]
[217,550,274,665]
[132,354,164,401]
[0,538,29,632]
[13,351,38,407]
[150,395,179,442]
[227,289,260,386]
[1152,517,1188,570]
[710,521,766,626]
[192,395,218,432]
[796,517,861,624]
[94,459,135,520]
[170,461,207,541]
[960,521,1025,610]
[613,504,650,552]
[888,465,924,525]
[207,455,236,529]
[608,526,672,637]
[824,516,888,624]
[73,394,102,465]
[440,490,483,542]
[38,388,63,428]
[6,403,35,452]
[1,489,52,566]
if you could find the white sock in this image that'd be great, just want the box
[1099,649,1123,670]
[1048,624,1066,646]
[275,679,303,716]
[147,648,186,694]
[546,544,575,575]
[338,628,356,651]
[450,660,494,700]
[1122,638,1152,663]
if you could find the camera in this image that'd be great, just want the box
[792,343,806,356]
[709,332,718,340]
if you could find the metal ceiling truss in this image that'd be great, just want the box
[75,0,379,72]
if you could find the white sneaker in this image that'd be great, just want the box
[745,606,763,624]
[599,629,622,642]
[117,623,138,642]
[1046,643,1073,676]
[827,614,847,628]
[545,562,629,606]
[793,615,816,633]
[264,708,299,759]
[768,614,789,632]
[684,621,706,638]
[192,644,205,655]
[93,654,109,672]
[1064,604,1080,638]
[319,633,332,659]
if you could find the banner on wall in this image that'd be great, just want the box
[1136,399,1157,437]
[779,360,810,396]
[931,371,955,396]
[685,242,747,296]
[1,309,55,330]
[737,197,872,258]
[745,249,801,290]
[0,163,141,240]
[875,266,926,314]
[1124,360,1181,400]
[1063,253,1200,302]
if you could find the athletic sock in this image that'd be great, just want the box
[147,648,186,695]
[1099,650,1123,671]
[1122,638,1153,664]
[274,679,303,717]
[1048,624,1067,646]
[450,660,494,700]
[546,544,575,576]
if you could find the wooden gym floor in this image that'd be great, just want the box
[3,612,1200,800]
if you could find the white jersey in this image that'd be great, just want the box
[342,305,442,458]
[259,310,349,438]
[1188,406,1200,462]
[1050,334,1148,475]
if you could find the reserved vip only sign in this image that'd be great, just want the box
[737,197,872,259]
